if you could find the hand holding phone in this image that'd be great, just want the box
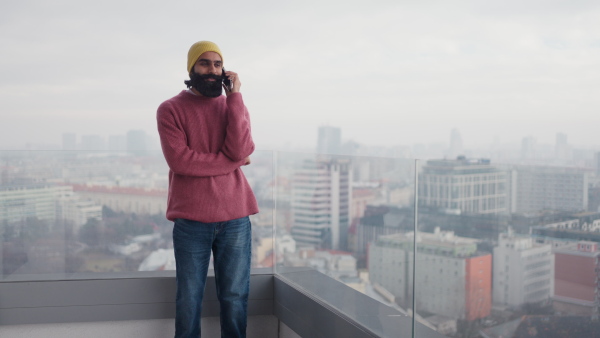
[222,69,233,92]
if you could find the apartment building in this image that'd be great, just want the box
[72,184,167,215]
[493,228,554,308]
[291,158,351,250]
[418,157,508,215]
[553,241,600,316]
[369,228,492,320]
[0,184,69,224]
[507,165,589,214]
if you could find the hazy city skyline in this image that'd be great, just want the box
[2,1,600,150]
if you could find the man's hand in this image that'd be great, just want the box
[243,157,251,166]
[223,71,241,96]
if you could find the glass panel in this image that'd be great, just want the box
[414,158,506,337]
[274,151,416,337]
[414,156,600,337]
[1,149,274,281]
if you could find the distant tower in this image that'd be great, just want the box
[521,136,537,160]
[555,132,569,161]
[127,130,147,156]
[317,126,341,155]
[449,128,463,158]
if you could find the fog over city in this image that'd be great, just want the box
[1,0,600,151]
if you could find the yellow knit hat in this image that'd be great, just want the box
[187,41,223,73]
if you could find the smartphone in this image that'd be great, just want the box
[222,68,232,91]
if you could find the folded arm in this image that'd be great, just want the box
[157,105,245,177]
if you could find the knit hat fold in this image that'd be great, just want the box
[187,41,223,73]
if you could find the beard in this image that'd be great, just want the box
[184,72,223,97]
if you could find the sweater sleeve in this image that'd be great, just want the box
[221,93,255,162]
[157,103,245,177]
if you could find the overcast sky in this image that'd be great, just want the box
[1,0,599,151]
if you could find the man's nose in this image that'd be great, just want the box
[208,63,219,75]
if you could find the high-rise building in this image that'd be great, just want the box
[507,166,589,214]
[317,126,341,155]
[554,241,600,316]
[521,136,537,161]
[291,158,351,250]
[493,228,554,308]
[418,157,508,215]
[369,228,492,320]
[555,132,570,161]
[0,184,69,224]
[448,128,463,158]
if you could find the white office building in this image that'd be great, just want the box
[418,157,508,215]
[0,185,70,224]
[507,166,589,214]
[369,228,492,321]
[493,228,554,308]
[291,158,351,250]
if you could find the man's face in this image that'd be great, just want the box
[193,51,222,77]
[188,51,224,97]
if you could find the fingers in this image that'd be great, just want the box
[224,71,237,82]
[224,71,241,92]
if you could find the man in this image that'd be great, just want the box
[156,40,258,338]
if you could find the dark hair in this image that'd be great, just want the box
[184,72,194,88]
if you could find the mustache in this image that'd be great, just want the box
[197,73,223,81]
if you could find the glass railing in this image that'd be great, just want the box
[0,149,274,280]
[2,150,600,337]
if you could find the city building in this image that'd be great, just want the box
[521,136,537,161]
[530,215,600,249]
[369,228,492,321]
[480,316,600,338]
[492,228,554,308]
[291,158,351,250]
[55,186,103,231]
[418,157,508,215]
[448,128,463,159]
[283,248,358,280]
[353,206,410,268]
[555,132,571,162]
[72,184,167,215]
[507,165,589,214]
[553,241,600,316]
[316,125,341,155]
[0,184,70,224]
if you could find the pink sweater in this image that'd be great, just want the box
[156,90,259,223]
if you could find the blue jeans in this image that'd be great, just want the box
[173,216,251,338]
